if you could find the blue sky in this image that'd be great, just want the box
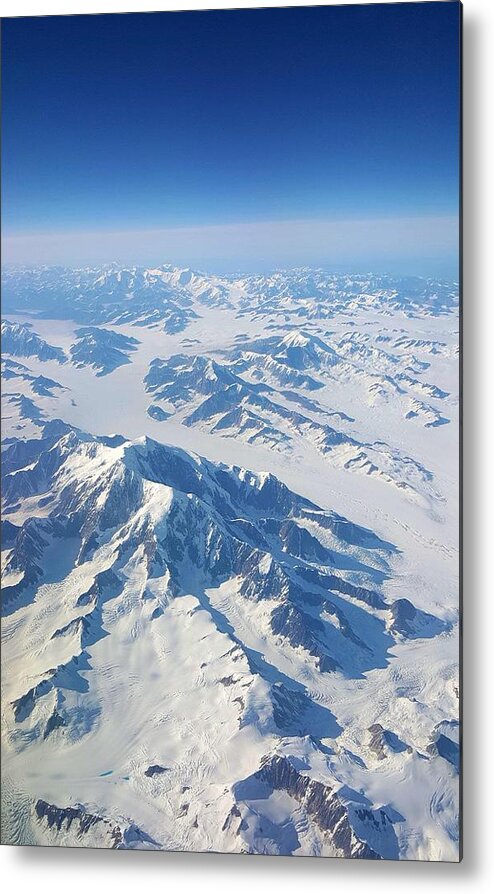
[2,3,461,275]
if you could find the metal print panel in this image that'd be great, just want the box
[1,2,462,860]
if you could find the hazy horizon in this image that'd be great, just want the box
[2,214,459,280]
[2,4,460,277]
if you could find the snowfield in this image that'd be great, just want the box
[1,265,460,860]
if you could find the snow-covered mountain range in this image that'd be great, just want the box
[1,264,460,859]
[1,264,458,326]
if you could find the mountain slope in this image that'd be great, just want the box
[1,420,452,857]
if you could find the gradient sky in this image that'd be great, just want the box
[2,3,461,274]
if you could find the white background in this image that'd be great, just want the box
[0,0,491,890]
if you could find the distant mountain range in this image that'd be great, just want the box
[2,265,459,330]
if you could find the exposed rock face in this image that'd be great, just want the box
[1,519,21,549]
[43,708,66,739]
[271,603,340,673]
[144,765,168,777]
[296,566,387,609]
[1,319,66,363]
[249,755,382,859]
[1,358,64,397]
[1,518,52,604]
[147,405,171,422]
[35,799,109,837]
[389,598,448,639]
[69,326,140,376]
[427,722,460,772]
[34,800,159,849]
[368,723,412,760]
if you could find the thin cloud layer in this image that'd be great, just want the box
[2,215,459,277]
